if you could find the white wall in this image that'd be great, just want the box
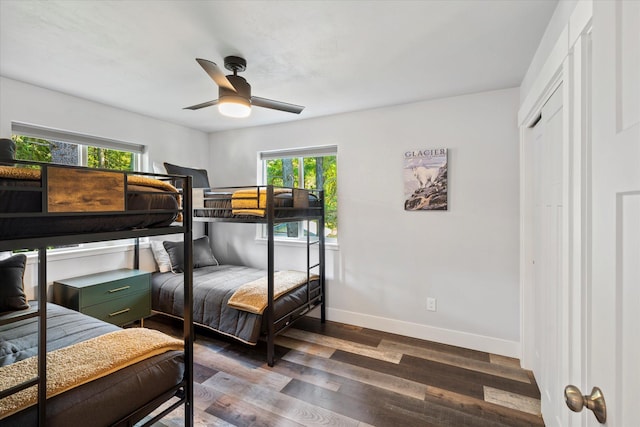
[209,88,521,356]
[0,76,209,297]
[0,77,209,170]
[1,76,521,356]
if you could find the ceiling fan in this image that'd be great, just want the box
[184,56,305,118]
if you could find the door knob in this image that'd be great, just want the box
[564,385,607,424]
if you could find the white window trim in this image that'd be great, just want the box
[12,121,145,153]
[12,121,146,171]
[23,240,148,265]
[259,145,338,160]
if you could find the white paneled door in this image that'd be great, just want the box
[531,84,567,427]
[587,1,640,426]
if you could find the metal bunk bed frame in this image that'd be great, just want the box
[0,163,194,427]
[195,184,326,367]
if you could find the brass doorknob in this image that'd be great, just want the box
[564,385,607,424]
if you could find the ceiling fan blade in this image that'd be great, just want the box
[251,96,305,114]
[195,58,236,92]
[183,99,218,110]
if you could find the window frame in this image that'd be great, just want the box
[11,122,147,251]
[12,122,144,171]
[258,145,338,244]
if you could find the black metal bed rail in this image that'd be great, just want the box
[273,293,323,330]
[110,382,187,427]
[0,226,188,252]
[0,163,184,201]
[0,377,40,400]
[0,159,188,182]
[0,308,40,327]
[0,209,183,219]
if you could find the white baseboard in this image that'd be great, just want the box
[309,307,521,359]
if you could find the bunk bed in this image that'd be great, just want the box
[151,185,326,366]
[0,153,194,426]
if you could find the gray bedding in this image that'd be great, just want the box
[0,302,118,366]
[0,302,184,427]
[152,264,321,344]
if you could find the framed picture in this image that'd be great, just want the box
[403,148,448,211]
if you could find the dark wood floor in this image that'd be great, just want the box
[143,315,544,427]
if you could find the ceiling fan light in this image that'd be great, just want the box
[218,96,251,118]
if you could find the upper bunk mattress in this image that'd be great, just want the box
[0,166,180,239]
[194,187,322,220]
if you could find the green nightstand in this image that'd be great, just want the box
[53,269,151,326]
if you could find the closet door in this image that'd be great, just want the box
[531,84,567,427]
[584,1,640,425]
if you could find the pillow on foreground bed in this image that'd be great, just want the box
[163,162,210,189]
[0,254,30,312]
[163,236,218,273]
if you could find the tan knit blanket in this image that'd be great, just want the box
[227,270,319,314]
[0,328,183,419]
[231,187,291,217]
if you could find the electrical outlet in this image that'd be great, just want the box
[427,297,437,312]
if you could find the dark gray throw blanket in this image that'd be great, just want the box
[152,264,321,344]
[152,265,266,344]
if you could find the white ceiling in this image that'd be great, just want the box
[0,0,557,134]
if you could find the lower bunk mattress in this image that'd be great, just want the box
[0,302,184,427]
[152,264,321,345]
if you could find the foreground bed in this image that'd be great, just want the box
[0,303,184,426]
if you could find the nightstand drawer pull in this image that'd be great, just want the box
[108,308,131,317]
[108,285,131,293]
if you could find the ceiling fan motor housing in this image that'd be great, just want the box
[219,74,251,105]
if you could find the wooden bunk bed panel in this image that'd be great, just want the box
[152,265,321,345]
[0,303,184,426]
[47,166,125,212]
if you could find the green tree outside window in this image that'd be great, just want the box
[265,155,337,239]
[12,135,134,171]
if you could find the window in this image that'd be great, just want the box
[11,122,146,251]
[11,122,143,170]
[260,146,337,242]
